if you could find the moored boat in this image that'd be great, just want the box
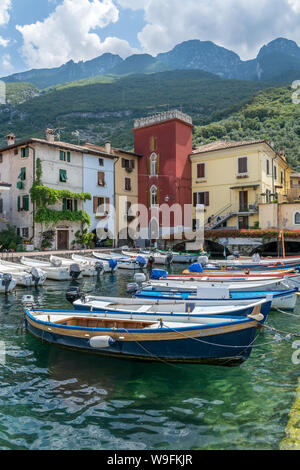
[21,257,82,281]
[72,254,117,273]
[93,251,147,271]
[50,255,103,277]
[0,260,47,287]
[24,306,266,365]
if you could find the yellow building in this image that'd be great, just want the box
[190,139,293,230]
[85,142,140,246]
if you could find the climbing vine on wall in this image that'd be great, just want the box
[30,159,92,227]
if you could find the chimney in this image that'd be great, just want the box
[45,128,55,143]
[105,141,111,154]
[6,133,15,146]
[279,147,286,160]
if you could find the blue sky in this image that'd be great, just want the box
[1,0,300,75]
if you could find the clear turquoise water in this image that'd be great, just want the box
[0,266,299,450]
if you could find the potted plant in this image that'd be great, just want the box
[41,230,55,250]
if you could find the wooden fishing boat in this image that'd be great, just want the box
[24,307,265,365]
[21,257,82,281]
[134,287,298,310]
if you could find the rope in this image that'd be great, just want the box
[273,307,300,318]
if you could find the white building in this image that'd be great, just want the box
[0,130,116,250]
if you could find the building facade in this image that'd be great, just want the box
[190,140,293,230]
[134,110,193,244]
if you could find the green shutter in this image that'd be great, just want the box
[59,169,67,182]
[19,167,26,181]
[17,196,21,212]
[62,198,67,211]
[60,150,65,161]
[74,199,78,212]
[24,195,29,211]
[24,147,29,158]
[67,151,71,163]
[17,182,24,190]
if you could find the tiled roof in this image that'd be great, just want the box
[192,139,268,154]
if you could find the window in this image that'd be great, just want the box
[99,158,104,167]
[150,153,158,176]
[150,185,158,207]
[21,147,29,158]
[238,157,248,174]
[18,195,29,212]
[295,212,300,225]
[21,228,29,239]
[274,165,277,181]
[122,158,135,171]
[19,167,26,181]
[93,197,109,215]
[266,159,270,175]
[60,150,71,162]
[197,163,205,179]
[59,169,67,182]
[62,198,77,212]
[98,171,105,186]
[281,171,284,185]
[0,199,3,213]
[193,192,209,207]
[125,177,132,191]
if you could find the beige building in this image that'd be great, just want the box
[190,139,293,230]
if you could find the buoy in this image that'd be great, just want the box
[89,336,116,349]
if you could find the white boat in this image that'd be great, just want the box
[50,255,102,277]
[141,277,294,292]
[122,250,173,265]
[208,255,300,268]
[70,285,297,310]
[20,257,82,281]
[70,296,271,324]
[93,252,147,271]
[0,273,17,293]
[157,250,198,264]
[72,254,117,273]
[0,260,47,287]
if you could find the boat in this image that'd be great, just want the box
[207,255,300,268]
[24,305,266,365]
[50,255,103,277]
[140,277,294,292]
[0,260,47,287]
[72,254,117,273]
[0,273,17,293]
[122,250,173,265]
[93,251,147,271]
[157,250,198,264]
[70,295,271,323]
[20,257,82,281]
[134,287,298,310]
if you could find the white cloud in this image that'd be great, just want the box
[16,0,137,68]
[0,0,11,48]
[119,0,300,60]
[1,53,13,72]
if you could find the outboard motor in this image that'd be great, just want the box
[69,263,82,280]
[109,258,118,273]
[147,255,155,271]
[233,251,240,259]
[66,286,81,304]
[31,267,41,287]
[137,255,147,269]
[166,253,173,265]
[127,282,139,294]
[51,258,62,267]
[95,261,104,277]
[2,273,12,294]
[134,273,147,283]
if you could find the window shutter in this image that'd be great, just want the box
[205,192,210,207]
[130,160,135,170]
[157,155,160,174]
[24,195,29,211]
[74,199,78,212]
[238,157,247,174]
[24,147,29,158]
[105,198,110,213]
[0,199,3,213]
[67,151,71,163]
[193,193,198,207]
[60,150,65,161]
[93,197,98,214]
[62,198,67,211]
[197,163,205,178]
[122,158,126,168]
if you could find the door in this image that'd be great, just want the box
[238,216,249,230]
[239,191,248,212]
[57,230,69,250]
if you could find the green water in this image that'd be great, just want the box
[0,267,299,450]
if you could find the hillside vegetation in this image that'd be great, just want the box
[0,70,267,149]
[194,86,300,170]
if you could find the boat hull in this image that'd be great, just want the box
[25,313,258,366]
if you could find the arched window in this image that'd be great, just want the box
[150,185,158,207]
[294,212,300,225]
[150,153,157,176]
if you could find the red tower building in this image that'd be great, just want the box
[133,110,193,244]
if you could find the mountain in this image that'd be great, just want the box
[0,70,268,150]
[3,37,300,89]
[1,53,123,89]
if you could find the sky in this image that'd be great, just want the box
[1,0,300,75]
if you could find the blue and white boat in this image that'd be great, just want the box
[24,306,267,366]
[93,251,147,270]
[135,287,298,310]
